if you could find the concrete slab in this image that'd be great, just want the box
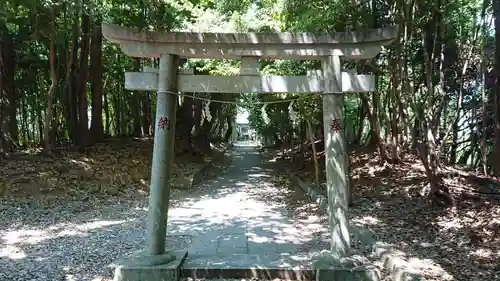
[113,250,188,281]
[275,242,303,253]
[180,253,315,280]
[188,241,218,255]
[221,226,247,235]
[312,251,381,281]
[315,265,381,281]
[247,241,277,254]
[216,234,248,255]
[181,252,381,280]
[216,246,248,254]
[194,231,223,244]
[218,234,247,245]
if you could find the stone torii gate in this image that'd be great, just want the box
[102,23,398,280]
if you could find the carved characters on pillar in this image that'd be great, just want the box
[157,116,171,130]
[330,118,341,133]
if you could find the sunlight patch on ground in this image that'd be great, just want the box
[69,158,93,170]
[434,217,466,230]
[166,175,321,245]
[409,162,425,172]
[470,248,494,258]
[1,219,131,246]
[0,244,27,259]
[351,215,380,225]
[407,257,454,281]
[64,274,77,281]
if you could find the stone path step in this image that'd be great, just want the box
[180,253,314,281]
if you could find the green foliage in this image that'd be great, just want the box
[212,0,252,15]
[1,0,496,172]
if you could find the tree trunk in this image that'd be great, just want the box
[193,99,203,136]
[491,0,500,175]
[450,118,459,163]
[21,96,28,145]
[470,105,477,167]
[307,120,320,185]
[104,78,110,136]
[131,58,142,137]
[0,25,17,152]
[141,93,151,136]
[481,10,488,175]
[90,20,104,143]
[415,0,456,207]
[76,11,91,147]
[176,97,196,154]
[38,97,44,145]
[65,11,80,144]
[361,91,389,162]
[224,115,233,142]
[44,3,57,152]
[355,99,365,145]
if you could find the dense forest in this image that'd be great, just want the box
[3,1,500,280]
[1,0,499,203]
[0,0,242,156]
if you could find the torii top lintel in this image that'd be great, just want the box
[102,23,399,60]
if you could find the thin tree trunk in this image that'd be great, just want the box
[470,105,477,167]
[142,93,151,136]
[0,25,17,152]
[90,20,104,143]
[361,91,389,162]
[355,99,365,145]
[44,2,57,152]
[65,11,80,144]
[492,0,500,175]
[307,120,320,185]
[103,77,110,136]
[132,58,142,137]
[21,96,27,144]
[481,9,488,175]
[76,10,91,147]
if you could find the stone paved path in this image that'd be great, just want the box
[167,142,330,271]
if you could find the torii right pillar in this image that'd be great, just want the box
[322,55,350,258]
[315,57,384,280]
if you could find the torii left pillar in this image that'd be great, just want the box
[146,54,178,257]
[113,54,184,281]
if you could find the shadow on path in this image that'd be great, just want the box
[169,142,331,272]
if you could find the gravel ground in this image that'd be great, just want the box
[0,188,193,281]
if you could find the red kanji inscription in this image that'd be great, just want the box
[158,116,171,130]
[330,118,341,133]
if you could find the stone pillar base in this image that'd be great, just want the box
[313,251,381,281]
[113,250,188,281]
